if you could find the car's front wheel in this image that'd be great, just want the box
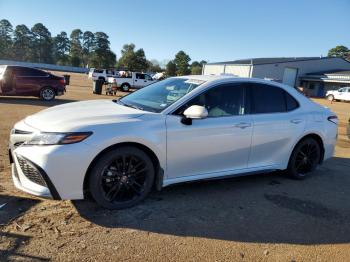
[89,146,155,209]
[40,87,55,101]
[286,137,321,179]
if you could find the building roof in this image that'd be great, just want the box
[305,70,350,76]
[300,70,350,83]
[206,57,341,66]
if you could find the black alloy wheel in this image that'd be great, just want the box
[287,138,321,179]
[89,146,155,209]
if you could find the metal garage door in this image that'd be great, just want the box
[282,67,298,87]
[203,65,225,75]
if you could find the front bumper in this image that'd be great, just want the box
[9,122,97,200]
[11,153,60,199]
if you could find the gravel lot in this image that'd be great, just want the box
[1,72,350,261]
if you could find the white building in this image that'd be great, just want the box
[203,57,350,96]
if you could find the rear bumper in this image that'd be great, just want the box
[56,86,66,96]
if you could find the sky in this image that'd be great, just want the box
[1,0,349,64]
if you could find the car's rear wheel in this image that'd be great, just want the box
[120,83,130,92]
[326,94,334,101]
[89,146,155,209]
[40,87,55,101]
[286,138,321,179]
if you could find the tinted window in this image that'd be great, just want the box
[285,92,299,111]
[250,84,286,114]
[175,84,245,117]
[136,73,145,79]
[15,67,48,77]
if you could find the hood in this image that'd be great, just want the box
[24,99,145,132]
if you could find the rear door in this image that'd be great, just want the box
[247,83,305,169]
[134,73,146,88]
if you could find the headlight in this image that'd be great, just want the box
[26,132,92,145]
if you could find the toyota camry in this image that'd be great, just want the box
[9,75,338,209]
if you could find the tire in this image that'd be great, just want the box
[326,94,334,101]
[286,138,321,179]
[89,146,155,209]
[120,83,130,92]
[40,87,55,101]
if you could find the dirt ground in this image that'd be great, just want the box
[1,72,350,261]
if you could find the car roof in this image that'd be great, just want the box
[175,74,288,87]
[176,74,236,82]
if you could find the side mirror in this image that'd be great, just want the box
[181,105,208,125]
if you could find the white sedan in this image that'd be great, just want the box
[9,75,338,209]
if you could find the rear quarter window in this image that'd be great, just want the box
[285,92,299,111]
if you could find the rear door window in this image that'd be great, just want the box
[249,83,286,114]
[136,73,145,79]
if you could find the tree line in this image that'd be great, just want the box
[328,45,350,61]
[0,19,207,75]
[0,19,115,68]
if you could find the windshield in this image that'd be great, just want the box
[119,78,206,113]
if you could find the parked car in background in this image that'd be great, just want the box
[9,75,338,209]
[88,68,118,82]
[107,72,156,91]
[0,65,66,101]
[326,87,350,102]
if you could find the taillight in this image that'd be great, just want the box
[60,78,65,85]
[327,115,338,124]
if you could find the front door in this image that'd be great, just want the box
[166,83,253,179]
[13,67,48,96]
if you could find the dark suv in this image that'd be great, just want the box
[0,65,66,101]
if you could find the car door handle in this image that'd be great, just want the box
[235,122,251,129]
[290,119,303,124]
